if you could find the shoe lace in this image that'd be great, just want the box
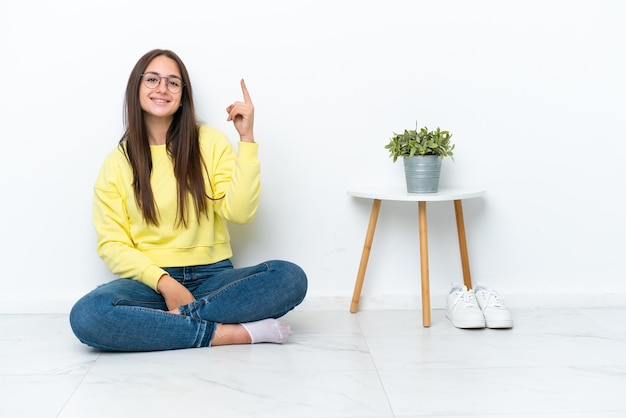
[459,289,478,307]
[482,289,503,308]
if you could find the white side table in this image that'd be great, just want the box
[347,187,486,327]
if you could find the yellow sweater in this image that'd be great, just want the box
[93,125,260,291]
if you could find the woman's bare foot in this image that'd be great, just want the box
[210,324,252,346]
[210,319,293,346]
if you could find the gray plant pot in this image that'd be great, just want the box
[403,155,442,193]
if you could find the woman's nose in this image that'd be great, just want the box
[156,78,168,92]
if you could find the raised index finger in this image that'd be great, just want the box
[240,79,253,104]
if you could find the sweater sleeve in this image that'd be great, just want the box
[92,149,167,291]
[203,126,260,224]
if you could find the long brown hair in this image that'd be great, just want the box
[120,49,211,227]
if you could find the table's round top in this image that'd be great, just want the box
[347,187,486,202]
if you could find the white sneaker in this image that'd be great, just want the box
[473,283,513,329]
[446,283,485,329]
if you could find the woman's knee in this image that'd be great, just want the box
[69,285,117,337]
[69,281,130,344]
[69,292,98,345]
[269,260,308,300]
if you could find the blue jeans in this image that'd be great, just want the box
[69,259,307,352]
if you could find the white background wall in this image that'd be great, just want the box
[1,0,624,313]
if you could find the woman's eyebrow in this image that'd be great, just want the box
[145,71,182,79]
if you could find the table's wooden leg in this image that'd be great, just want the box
[418,201,431,327]
[350,199,382,313]
[454,199,473,290]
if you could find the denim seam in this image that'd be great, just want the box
[112,298,164,308]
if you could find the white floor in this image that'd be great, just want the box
[2,307,626,418]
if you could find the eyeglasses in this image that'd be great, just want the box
[140,72,185,94]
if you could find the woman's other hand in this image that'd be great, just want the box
[156,274,196,313]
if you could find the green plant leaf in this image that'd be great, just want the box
[384,121,455,162]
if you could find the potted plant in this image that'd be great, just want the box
[384,122,455,193]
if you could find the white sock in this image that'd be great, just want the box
[240,319,293,344]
